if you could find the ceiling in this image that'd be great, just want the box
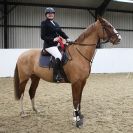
[109,0,133,11]
[1,0,133,12]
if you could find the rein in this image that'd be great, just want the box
[67,42,97,63]
[75,47,93,63]
[70,42,96,47]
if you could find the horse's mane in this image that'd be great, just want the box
[75,23,95,43]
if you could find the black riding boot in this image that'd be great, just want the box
[53,58,63,82]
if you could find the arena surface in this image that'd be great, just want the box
[0,74,133,133]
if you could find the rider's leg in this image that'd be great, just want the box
[45,46,62,60]
[45,46,63,82]
[54,58,63,82]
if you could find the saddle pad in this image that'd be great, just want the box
[39,54,53,68]
[39,51,68,68]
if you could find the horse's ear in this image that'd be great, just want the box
[97,15,103,22]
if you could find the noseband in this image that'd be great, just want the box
[101,24,120,44]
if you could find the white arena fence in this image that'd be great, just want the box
[0,48,133,77]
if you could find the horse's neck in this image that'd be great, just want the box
[80,33,98,45]
[76,32,98,61]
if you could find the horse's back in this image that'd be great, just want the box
[17,49,40,63]
[18,49,41,59]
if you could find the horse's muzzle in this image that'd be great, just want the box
[113,34,122,45]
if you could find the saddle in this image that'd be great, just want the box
[39,49,68,68]
[39,37,69,83]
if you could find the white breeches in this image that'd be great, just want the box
[45,46,62,60]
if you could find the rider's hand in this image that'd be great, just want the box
[66,38,71,43]
[66,38,73,45]
[53,37,59,42]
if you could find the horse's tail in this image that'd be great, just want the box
[14,64,20,100]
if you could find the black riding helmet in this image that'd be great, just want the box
[45,7,55,15]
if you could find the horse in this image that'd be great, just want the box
[14,17,121,128]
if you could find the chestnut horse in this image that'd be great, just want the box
[14,17,121,127]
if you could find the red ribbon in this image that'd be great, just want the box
[57,37,65,50]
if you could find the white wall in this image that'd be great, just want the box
[0,49,29,77]
[0,48,133,77]
[92,48,133,73]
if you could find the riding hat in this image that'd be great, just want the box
[45,7,55,15]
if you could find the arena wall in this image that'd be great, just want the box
[0,48,133,77]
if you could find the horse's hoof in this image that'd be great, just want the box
[20,112,28,118]
[76,120,83,128]
[33,108,41,113]
[76,115,84,128]
[79,114,84,119]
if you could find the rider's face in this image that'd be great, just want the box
[46,13,55,20]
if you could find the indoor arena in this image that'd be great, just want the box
[0,0,133,132]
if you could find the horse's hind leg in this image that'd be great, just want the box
[29,74,40,113]
[14,64,30,117]
[19,80,29,117]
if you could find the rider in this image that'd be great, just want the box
[41,7,71,82]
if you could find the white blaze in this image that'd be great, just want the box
[113,28,122,40]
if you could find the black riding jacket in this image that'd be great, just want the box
[41,19,69,48]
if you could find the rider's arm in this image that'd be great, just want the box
[55,22,69,39]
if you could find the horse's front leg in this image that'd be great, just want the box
[72,80,84,128]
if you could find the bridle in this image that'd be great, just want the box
[101,24,120,44]
[67,21,120,63]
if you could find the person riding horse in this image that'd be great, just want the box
[14,16,121,127]
[41,7,71,82]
